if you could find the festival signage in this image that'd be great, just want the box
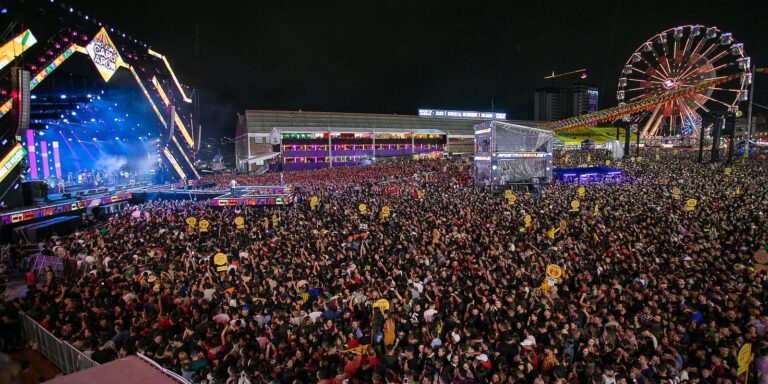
[214,253,228,272]
[199,219,210,232]
[737,343,751,378]
[0,144,26,184]
[85,28,125,82]
[570,200,580,211]
[0,30,37,72]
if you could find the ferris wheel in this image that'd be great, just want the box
[617,25,751,139]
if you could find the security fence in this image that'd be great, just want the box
[19,312,98,374]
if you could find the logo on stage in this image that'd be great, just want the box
[86,28,123,82]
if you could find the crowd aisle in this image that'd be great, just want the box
[1,153,767,384]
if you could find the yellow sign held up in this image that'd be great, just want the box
[735,187,742,196]
[272,213,279,228]
[309,196,319,210]
[593,203,599,215]
[372,299,390,314]
[570,200,580,211]
[577,187,585,198]
[605,159,611,166]
[358,203,367,213]
[380,206,391,219]
[546,264,564,279]
[737,343,751,380]
[507,194,517,204]
[655,154,660,160]
[504,190,513,199]
[213,252,228,272]
[234,216,245,230]
[524,215,532,228]
[685,199,697,212]
[199,219,210,232]
[724,167,732,175]
[671,187,681,198]
[586,154,591,162]
[186,217,197,226]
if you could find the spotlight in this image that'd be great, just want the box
[68,7,73,12]
[1,8,7,14]
[60,94,67,99]
[84,15,88,20]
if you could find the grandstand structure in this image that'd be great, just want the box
[235,110,537,172]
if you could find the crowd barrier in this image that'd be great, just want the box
[19,313,190,383]
[19,312,98,374]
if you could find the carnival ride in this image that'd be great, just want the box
[546,26,758,143]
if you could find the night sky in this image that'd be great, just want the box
[31,0,768,136]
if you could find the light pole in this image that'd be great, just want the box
[744,64,755,158]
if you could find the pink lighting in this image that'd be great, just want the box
[26,130,38,179]
[40,141,50,179]
[52,142,62,178]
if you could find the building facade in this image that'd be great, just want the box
[534,83,599,122]
[235,110,537,172]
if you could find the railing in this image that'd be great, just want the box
[135,353,191,384]
[19,313,190,383]
[19,312,98,374]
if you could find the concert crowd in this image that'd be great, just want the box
[2,152,768,384]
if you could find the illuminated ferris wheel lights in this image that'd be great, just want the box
[618,78,628,87]
[658,33,668,44]
[730,43,744,55]
[690,25,701,37]
[706,27,718,39]
[720,33,733,45]
[738,57,751,70]
[740,90,749,101]
[642,42,653,52]
[673,27,684,39]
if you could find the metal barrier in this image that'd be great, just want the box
[19,312,99,375]
[136,353,191,384]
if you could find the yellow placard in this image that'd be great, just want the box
[372,298,390,314]
[358,203,367,213]
[272,214,278,228]
[577,187,585,198]
[735,187,741,196]
[686,199,697,208]
[593,203,599,215]
[310,196,319,210]
[605,159,611,166]
[586,154,591,162]
[671,187,681,197]
[504,189,513,199]
[570,200,580,210]
[724,167,732,175]
[213,252,227,267]
[524,215,532,228]
[199,219,210,232]
[381,206,391,218]
[186,217,197,226]
[507,194,517,204]
[546,264,564,279]
[738,343,751,367]
[234,216,244,229]
[655,154,660,160]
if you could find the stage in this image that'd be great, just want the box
[552,166,623,183]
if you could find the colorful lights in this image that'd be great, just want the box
[129,66,166,127]
[0,144,27,184]
[163,147,186,179]
[172,137,200,178]
[30,46,76,91]
[52,141,62,178]
[151,76,171,106]
[148,49,192,103]
[40,141,50,178]
[26,130,38,180]
[0,30,38,71]
[173,110,194,148]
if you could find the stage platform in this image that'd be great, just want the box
[552,166,623,183]
[212,186,294,206]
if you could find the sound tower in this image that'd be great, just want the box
[11,68,31,136]
[0,68,31,209]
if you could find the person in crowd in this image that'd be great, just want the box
[1,152,765,384]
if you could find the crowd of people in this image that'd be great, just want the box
[1,151,768,384]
